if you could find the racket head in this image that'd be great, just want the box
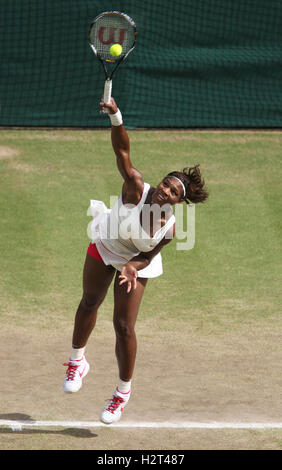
[89,11,136,63]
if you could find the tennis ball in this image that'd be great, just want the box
[110,43,123,57]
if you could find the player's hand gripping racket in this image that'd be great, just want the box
[89,11,137,113]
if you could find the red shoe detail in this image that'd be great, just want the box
[106,395,125,414]
[63,363,79,381]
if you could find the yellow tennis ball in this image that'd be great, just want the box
[110,43,123,57]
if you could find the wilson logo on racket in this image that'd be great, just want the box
[98,27,127,45]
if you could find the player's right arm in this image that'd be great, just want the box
[100,97,143,204]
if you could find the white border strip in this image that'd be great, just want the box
[1,420,282,430]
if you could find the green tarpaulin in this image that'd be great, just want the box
[0,0,281,127]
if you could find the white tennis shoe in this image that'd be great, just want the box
[63,356,89,393]
[100,388,131,424]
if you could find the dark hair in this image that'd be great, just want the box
[167,165,209,204]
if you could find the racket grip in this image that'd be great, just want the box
[103,79,112,114]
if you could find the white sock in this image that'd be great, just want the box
[70,347,85,361]
[117,378,131,394]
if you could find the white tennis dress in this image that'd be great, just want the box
[88,183,175,278]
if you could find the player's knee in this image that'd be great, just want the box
[81,292,103,312]
[114,318,135,340]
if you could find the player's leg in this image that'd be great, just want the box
[72,253,116,348]
[63,252,116,393]
[100,273,147,423]
[113,274,147,381]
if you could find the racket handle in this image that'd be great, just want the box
[103,79,112,114]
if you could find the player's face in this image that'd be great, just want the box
[152,177,184,206]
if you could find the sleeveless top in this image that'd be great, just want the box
[88,182,175,278]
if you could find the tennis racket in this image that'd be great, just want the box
[89,11,137,113]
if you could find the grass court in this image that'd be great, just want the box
[0,129,281,450]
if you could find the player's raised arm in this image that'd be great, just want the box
[100,97,143,202]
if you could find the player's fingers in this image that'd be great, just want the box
[119,277,127,285]
[119,276,131,291]
[132,277,137,290]
[99,99,106,113]
[100,97,117,114]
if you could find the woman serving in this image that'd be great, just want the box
[63,97,208,424]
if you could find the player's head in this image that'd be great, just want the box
[153,165,209,206]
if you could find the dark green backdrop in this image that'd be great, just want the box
[0,0,281,128]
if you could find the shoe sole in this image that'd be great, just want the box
[100,403,127,425]
[100,412,122,425]
[63,362,90,394]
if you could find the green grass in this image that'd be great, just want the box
[0,130,281,331]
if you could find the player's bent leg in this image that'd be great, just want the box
[63,253,116,393]
[72,253,116,348]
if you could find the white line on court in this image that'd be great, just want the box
[1,419,282,430]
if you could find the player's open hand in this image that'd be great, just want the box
[119,263,137,294]
[100,96,118,115]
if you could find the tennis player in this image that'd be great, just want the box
[63,97,208,424]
